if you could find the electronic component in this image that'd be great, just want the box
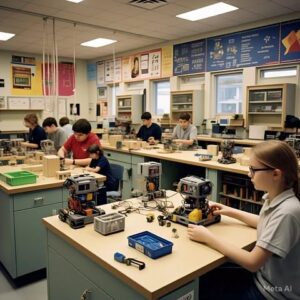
[171,176,220,226]
[58,174,105,229]
[114,252,145,270]
[137,162,166,201]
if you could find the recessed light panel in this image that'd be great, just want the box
[0,32,15,41]
[176,2,238,21]
[81,38,117,48]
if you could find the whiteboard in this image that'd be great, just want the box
[30,97,45,109]
[7,97,30,109]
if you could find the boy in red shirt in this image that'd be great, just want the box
[58,118,100,166]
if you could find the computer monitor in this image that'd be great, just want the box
[219,118,230,126]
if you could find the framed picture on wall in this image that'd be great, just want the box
[97,87,107,99]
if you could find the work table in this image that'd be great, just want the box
[43,193,256,300]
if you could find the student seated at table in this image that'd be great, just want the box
[59,116,73,137]
[171,112,197,149]
[136,112,162,145]
[21,113,47,149]
[42,117,68,151]
[188,140,300,300]
[58,118,100,166]
[86,144,117,192]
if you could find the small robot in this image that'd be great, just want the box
[58,174,105,229]
[218,139,236,164]
[137,162,166,201]
[285,137,300,158]
[171,176,221,226]
[41,139,56,155]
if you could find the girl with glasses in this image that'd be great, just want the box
[188,140,300,299]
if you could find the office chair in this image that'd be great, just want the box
[106,163,124,203]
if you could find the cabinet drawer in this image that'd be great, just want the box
[104,150,131,164]
[131,154,145,165]
[14,189,62,211]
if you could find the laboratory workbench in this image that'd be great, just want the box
[43,192,256,300]
[0,165,105,280]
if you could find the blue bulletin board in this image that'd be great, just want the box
[173,39,206,75]
[280,19,300,63]
[173,20,300,75]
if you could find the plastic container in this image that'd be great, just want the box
[127,231,173,259]
[94,213,125,235]
[0,171,38,186]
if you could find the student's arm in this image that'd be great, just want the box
[210,202,259,228]
[187,224,272,272]
[86,166,100,173]
[57,146,67,158]
[173,139,194,145]
[21,142,39,149]
[64,158,92,166]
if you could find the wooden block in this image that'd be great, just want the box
[240,155,250,166]
[35,151,44,161]
[22,164,43,172]
[43,155,60,177]
[56,170,71,180]
[123,140,141,150]
[207,144,218,156]
[108,135,123,147]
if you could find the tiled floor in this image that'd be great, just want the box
[0,270,47,300]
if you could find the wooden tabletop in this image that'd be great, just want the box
[43,192,256,299]
[0,165,106,194]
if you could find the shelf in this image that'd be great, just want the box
[172,109,193,112]
[0,109,43,111]
[219,192,263,206]
[249,100,282,104]
[248,112,282,114]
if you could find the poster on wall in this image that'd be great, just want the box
[43,63,74,96]
[122,49,161,81]
[104,58,122,83]
[173,39,206,75]
[87,63,96,81]
[161,45,173,77]
[280,19,300,62]
[206,24,280,71]
[96,61,105,86]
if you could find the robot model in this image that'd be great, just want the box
[171,176,221,226]
[41,139,56,155]
[137,162,166,201]
[218,139,236,164]
[58,174,105,229]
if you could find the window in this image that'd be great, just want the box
[154,80,170,116]
[216,73,242,114]
[260,67,297,78]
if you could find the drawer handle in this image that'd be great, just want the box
[33,197,44,205]
[80,289,91,300]
[107,153,111,157]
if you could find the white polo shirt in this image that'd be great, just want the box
[254,189,300,300]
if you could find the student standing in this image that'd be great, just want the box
[42,117,68,151]
[58,118,100,166]
[172,112,197,148]
[21,113,47,149]
[188,140,300,300]
[136,112,162,145]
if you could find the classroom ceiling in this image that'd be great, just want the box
[0,0,299,60]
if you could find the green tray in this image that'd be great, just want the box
[0,171,38,186]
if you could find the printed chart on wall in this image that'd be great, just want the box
[104,58,122,83]
[280,19,300,63]
[173,39,206,75]
[96,61,105,86]
[207,24,280,71]
[122,49,161,81]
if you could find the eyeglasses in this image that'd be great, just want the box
[249,166,274,176]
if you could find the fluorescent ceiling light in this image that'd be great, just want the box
[66,0,84,3]
[81,38,117,48]
[176,2,238,21]
[0,32,15,41]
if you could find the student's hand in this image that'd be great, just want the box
[148,137,155,145]
[209,202,233,216]
[172,139,181,144]
[187,224,214,244]
[20,142,30,148]
[85,166,94,172]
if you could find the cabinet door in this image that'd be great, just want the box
[14,203,62,276]
[48,247,112,300]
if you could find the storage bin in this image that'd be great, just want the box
[0,171,38,186]
[128,231,173,259]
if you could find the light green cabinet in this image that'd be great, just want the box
[0,188,63,278]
